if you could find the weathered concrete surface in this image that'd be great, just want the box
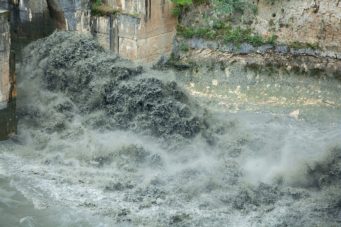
[0,0,90,32]
[91,15,118,51]
[0,9,16,140]
[47,0,90,32]
[119,0,176,62]
[1,0,175,62]
[0,0,57,55]
[253,0,341,52]
[92,0,177,62]
[0,0,91,60]
[0,9,11,106]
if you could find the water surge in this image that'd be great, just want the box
[0,32,340,226]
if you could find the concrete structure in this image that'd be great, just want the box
[0,9,16,140]
[0,0,176,62]
[0,0,90,57]
[91,0,177,62]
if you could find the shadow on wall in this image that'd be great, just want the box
[0,0,90,140]
[0,0,62,140]
[0,100,16,141]
[4,0,64,60]
[0,8,16,141]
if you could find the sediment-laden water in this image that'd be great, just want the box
[0,32,340,226]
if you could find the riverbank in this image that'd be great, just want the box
[170,37,341,77]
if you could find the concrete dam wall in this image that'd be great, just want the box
[0,9,15,140]
[0,0,177,139]
[0,0,176,62]
[91,0,177,62]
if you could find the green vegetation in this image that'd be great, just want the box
[212,0,256,14]
[224,28,277,46]
[289,41,320,50]
[173,0,323,49]
[177,25,215,39]
[265,0,280,5]
[91,0,119,16]
[171,0,254,16]
[173,0,266,45]
[171,0,193,17]
[177,23,277,46]
[179,43,190,52]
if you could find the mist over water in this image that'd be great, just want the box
[0,32,341,226]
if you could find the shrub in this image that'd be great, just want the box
[178,23,277,46]
[212,0,257,14]
[91,0,119,16]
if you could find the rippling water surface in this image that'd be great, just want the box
[0,32,340,227]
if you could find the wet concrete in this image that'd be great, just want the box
[0,100,16,141]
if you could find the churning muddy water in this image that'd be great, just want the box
[0,32,340,226]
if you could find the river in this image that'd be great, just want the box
[0,32,340,227]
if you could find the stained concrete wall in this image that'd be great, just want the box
[47,0,91,31]
[0,0,57,56]
[92,0,177,62]
[1,0,176,62]
[0,9,16,140]
[0,10,10,106]
[91,15,118,51]
[0,0,90,36]
[0,0,91,60]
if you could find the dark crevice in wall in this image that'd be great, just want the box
[145,0,151,22]
[46,0,66,29]
[145,0,148,21]
[149,0,151,20]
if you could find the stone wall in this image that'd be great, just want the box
[253,0,341,52]
[92,0,177,62]
[91,15,118,51]
[0,0,90,39]
[0,0,57,57]
[47,0,90,31]
[0,0,91,60]
[0,0,176,62]
[0,10,11,106]
[0,9,16,140]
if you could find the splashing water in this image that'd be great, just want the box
[0,32,340,226]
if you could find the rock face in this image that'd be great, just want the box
[253,0,341,52]
[0,9,16,140]
[175,37,341,77]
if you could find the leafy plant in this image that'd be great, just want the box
[177,25,216,39]
[212,0,256,14]
[224,27,277,45]
[171,0,193,17]
[265,0,280,5]
[91,0,119,16]
[178,23,277,46]
[172,0,193,5]
[171,0,210,17]
[179,43,190,52]
[289,41,319,50]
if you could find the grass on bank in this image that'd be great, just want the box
[289,41,320,50]
[177,24,277,46]
[171,0,255,17]
[91,0,119,16]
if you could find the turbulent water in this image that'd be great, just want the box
[0,32,341,226]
